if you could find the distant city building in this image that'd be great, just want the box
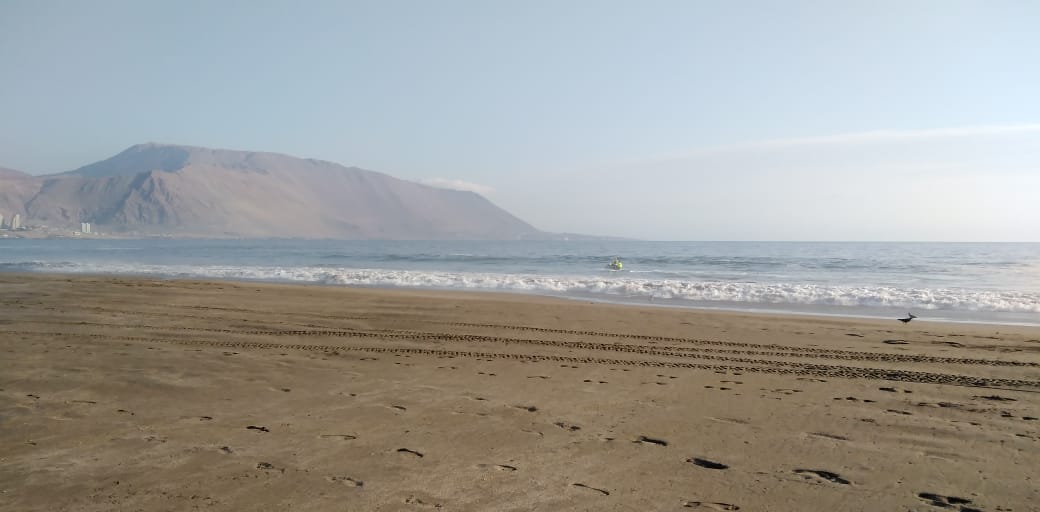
[0,214,4,229]
[10,214,21,230]
[81,222,91,234]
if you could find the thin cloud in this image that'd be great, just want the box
[737,123,1040,150]
[601,124,1040,169]
[420,178,495,195]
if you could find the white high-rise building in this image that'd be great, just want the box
[81,222,91,234]
[0,214,4,229]
[10,214,21,230]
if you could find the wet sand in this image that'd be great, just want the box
[1,274,1038,511]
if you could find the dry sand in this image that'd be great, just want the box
[1,274,1038,511]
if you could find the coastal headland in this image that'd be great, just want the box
[1,274,1038,511]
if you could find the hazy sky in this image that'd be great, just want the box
[2,1,1038,241]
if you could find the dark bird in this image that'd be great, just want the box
[897,313,917,324]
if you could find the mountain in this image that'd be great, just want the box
[3,144,544,239]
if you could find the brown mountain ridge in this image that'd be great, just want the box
[1,144,548,239]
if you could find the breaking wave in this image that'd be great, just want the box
[4,261,1037,314]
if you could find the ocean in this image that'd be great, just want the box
[1,239,1037,326]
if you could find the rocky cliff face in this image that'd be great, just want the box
[3,144,541,239]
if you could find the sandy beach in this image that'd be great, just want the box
[1,273,1038,511]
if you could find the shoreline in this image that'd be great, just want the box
[3,271,1039,343]
[4,269,1038,328]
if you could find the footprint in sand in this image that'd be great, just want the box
[477,463,517,471]
[396,448,424,458]
[834,397,875,403]
[793,469,850,485]
[256,462,284,473]
[883,339,909,345]
[319,434,357,440]
[572,483,609,496]
[974,395,1016,402]
[688,458,728,470]
[513,405,538,412]
[917,402,964,409]
[403,495,442,508]
[463,410,490,417]
[683,501,740,510]
[917,492,981,511]
[879,387,913,393]
[326,475,363,487]
[633,435,668,446]
[554,421,581,432]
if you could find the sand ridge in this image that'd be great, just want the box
[0,274,1038,511]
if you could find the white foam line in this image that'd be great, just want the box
[3,261,1037,315]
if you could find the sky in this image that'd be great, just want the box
[1,0,1038,241]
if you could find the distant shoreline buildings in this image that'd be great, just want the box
[0,213,23,230]
[0,213,99,236]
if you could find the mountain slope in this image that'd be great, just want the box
[0,167,40,222]
[11,144,542,239]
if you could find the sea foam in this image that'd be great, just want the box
[5,261,1037,314]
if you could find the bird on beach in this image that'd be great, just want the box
[897,313,917,324]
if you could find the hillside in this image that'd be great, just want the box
[3,144,543,239]
[0,167,40,223]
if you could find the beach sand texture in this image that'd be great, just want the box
[1,274,1038,511]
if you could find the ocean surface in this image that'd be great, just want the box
[1,239,1038,325]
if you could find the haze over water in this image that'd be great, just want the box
[2,239,1037,326]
